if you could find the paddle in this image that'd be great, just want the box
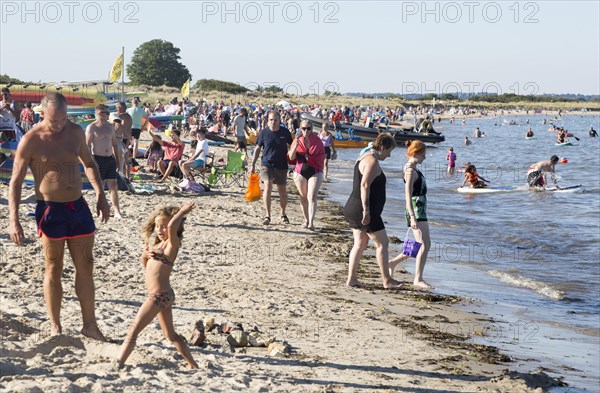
[573,135,580,141]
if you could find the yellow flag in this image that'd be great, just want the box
[181,79,190,98]
[108,54,123,83]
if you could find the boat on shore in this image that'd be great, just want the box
[333,138,369,149]
[300,113,445,144]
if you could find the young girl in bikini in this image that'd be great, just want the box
[117,203,199,369]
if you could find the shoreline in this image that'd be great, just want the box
[0,175,566,391]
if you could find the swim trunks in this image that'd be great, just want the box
[527,170,544,187]
[35,196,96,240]
[405,195,428,226]
[404,166,428,226]
[93,155,117,180]
[148,287,175,309]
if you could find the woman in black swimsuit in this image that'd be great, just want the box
[343,134,402,289]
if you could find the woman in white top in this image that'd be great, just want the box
[319,122,336,182]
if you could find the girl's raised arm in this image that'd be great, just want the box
[167,203,195,247]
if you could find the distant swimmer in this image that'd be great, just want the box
[527,155,561,189]
[590,127,598,137]
[464,136,472,146]
[473,127,482,138]
[461,163,489,188]
[526,128,535,138]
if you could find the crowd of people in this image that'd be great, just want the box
[1,90,588,368]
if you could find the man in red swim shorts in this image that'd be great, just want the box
[8,93,111,341]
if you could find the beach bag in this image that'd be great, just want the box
[402,228,422,257]
[244,173,261,202]
[178,179,209,193]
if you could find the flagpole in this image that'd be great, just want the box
[121,46,125,102]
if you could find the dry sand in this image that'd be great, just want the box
[0,144,565,392]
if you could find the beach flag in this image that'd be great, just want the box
[181,79,190,98]
[108,53,124,83]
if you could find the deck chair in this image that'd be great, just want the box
[190,152,215,182]
[207,150,246,187]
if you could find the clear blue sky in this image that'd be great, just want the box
[1,1,599,95]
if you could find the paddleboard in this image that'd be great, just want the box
[555,142,573,146]
[544,185,583,193]
[525,137,538,140]
[457,186,518,194]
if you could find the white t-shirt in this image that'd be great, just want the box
[195,139,209,162]
[233,115,246,138]
[0,101,16,130]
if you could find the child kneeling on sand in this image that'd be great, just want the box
[117,203,199,369]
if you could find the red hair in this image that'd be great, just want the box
[405,140,426,157]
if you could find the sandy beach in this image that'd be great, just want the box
[0,143,567,392]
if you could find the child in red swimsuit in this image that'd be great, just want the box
[117,203,199,369]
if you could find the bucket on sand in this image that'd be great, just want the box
[402,228,422,257]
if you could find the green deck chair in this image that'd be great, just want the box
[207,150,246,187]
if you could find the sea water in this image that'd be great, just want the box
[323,114,600,392]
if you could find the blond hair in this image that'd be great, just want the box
[141,206,185,245]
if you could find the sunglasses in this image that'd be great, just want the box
[301,127,312,130]
[98,111,110,115]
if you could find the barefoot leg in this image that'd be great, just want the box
[118,299,161,366]
[347,229,368,287]
[413,222,432,289]
[369,230,402,288]
[41,236,66,335]
[157,308,199,369]
[388,253,409,278]
[67,235,107,342]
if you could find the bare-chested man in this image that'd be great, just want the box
[527,155,560,189]
[116,102,132,177]
[8,93,110,341]
[86,104,122,218]
[110,112,123,172]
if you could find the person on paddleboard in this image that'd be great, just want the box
[526,128,534,138]
[461,164,489,188]
[527,155,561,189]
[557,128,568,144]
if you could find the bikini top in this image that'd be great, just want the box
[150,241,174,267]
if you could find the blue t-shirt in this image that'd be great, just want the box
[257,127,292,169]
[127,106,146,129]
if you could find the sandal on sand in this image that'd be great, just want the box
[281,215,290,224]
[263,217,271,225]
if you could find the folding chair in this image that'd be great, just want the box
[207,150,246,187]
[192,152,215,182]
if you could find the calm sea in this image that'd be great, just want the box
[323,114,600,392]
